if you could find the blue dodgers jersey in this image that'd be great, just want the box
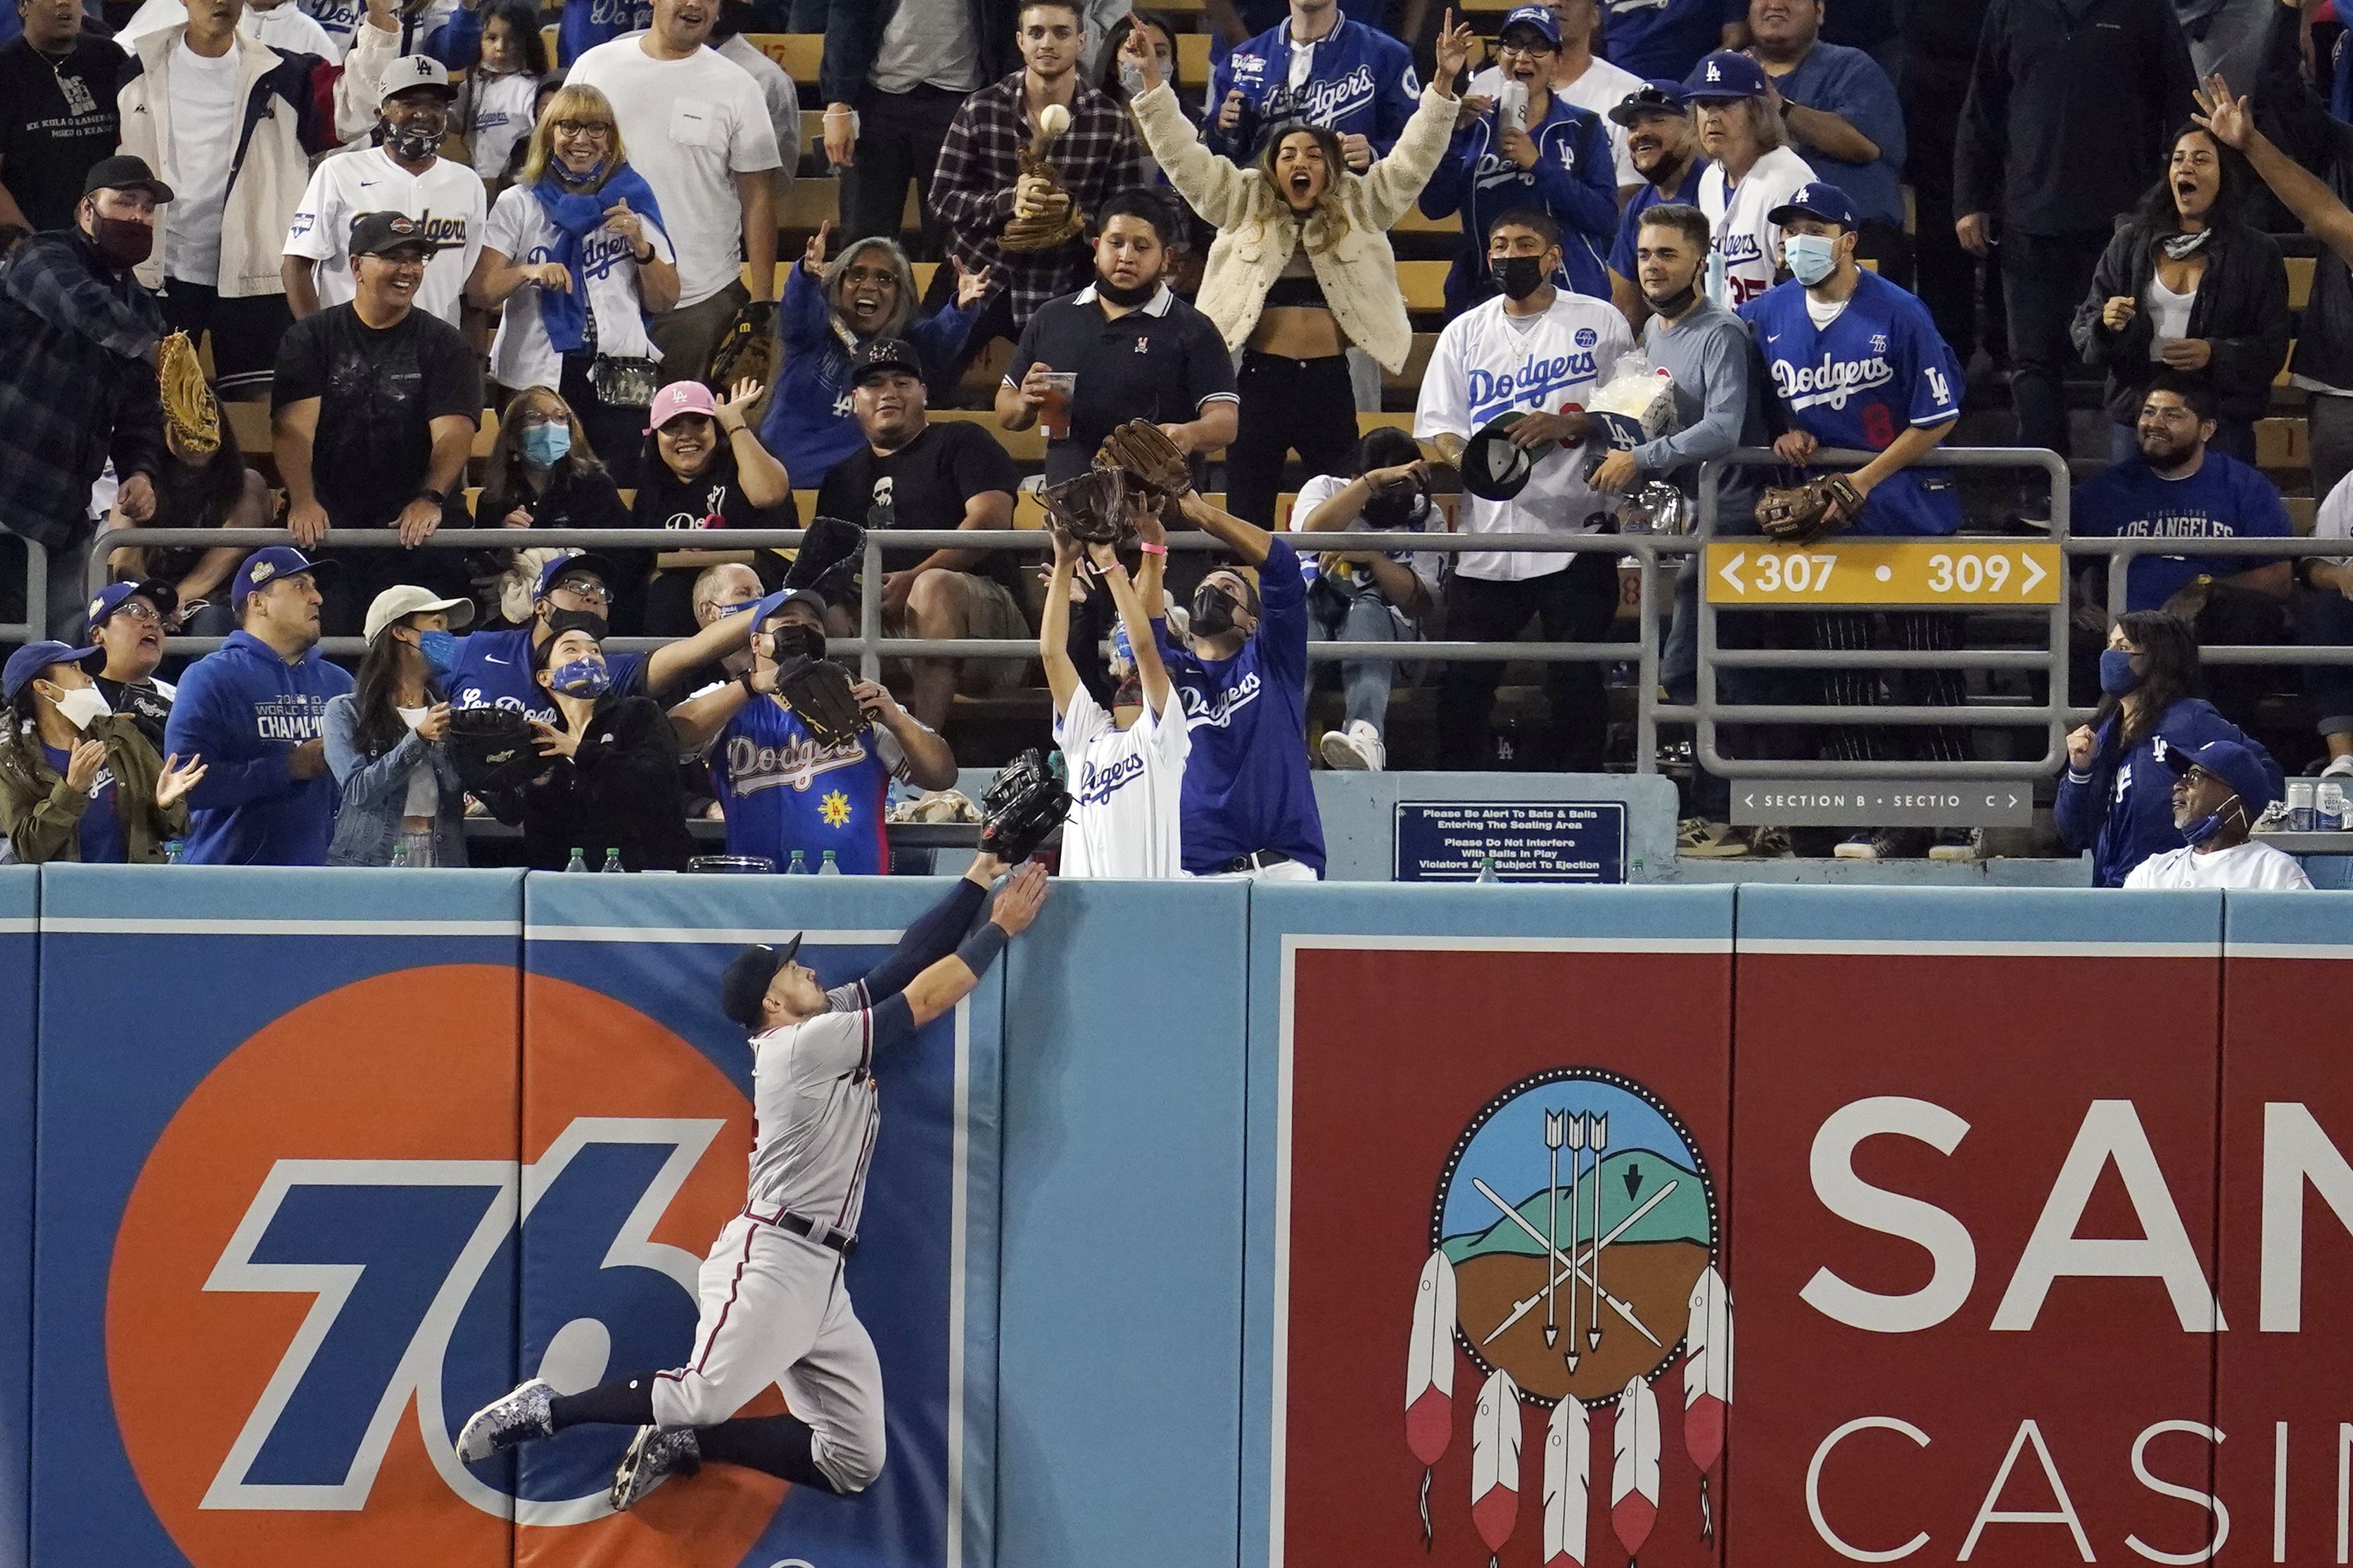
[1153,537,1326,873]
[445,628,646,727]
[1741,271,1967,536]
[712,694,896,875]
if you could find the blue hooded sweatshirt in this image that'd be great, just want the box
[2053,697,2283,888]
[163,630,354,866]
[1421,94,1620,312]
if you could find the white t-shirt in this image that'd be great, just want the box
[119,0,336,56]
[162,39,241,286]
[1701,143,1815,310]
[2124,840,2314,890]
[2314,466,2353,568]
[285,146,488,326]
[1053,681,1189,879]
[565,37,782,308]
[467,71,543,180]
[483,181,676,390]
[1288,471,1445,606]
[1415,291,1634,580]
[1471,54,1647,187]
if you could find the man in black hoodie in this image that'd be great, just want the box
[1956,0,2196,494]
[2255,0,2353,502]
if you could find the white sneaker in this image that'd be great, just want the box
[1319,720,1386,771]
[2323,754,2353,780]
[610,1424,701,1512]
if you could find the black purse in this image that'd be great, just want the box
[588,355,660,408]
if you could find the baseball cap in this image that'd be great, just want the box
[849,338,923,387]
[2,642,101,705]
[376,52,455,104]
[1609,78,1689,126]
[1459,411,1539,502]
[80,154,173,203]
[1684,50,1770,101]
[363,585,475,644]
[231,545,330,606]
[1768,181,1858,231]
[2161,739,2281,817]
[645,381,720,433]
[749,588,828,630]
[535,551,625,601]
[86,578,179,636]
[1498,4,1561,44]
[349,210,437,260]
[719,938,804,1030]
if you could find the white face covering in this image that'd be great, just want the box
[52,685,110,732]
[397,705,433,731]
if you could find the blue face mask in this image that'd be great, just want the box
[520,423,573,469]
[1784,233,1840,287]
[2098,648,2142,697]
[2182,797,2245,848]
[550,658,610,699]
[417,628,459,676]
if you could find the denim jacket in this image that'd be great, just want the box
[322,693,470,867]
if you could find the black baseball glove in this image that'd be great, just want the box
[979,747,1070,862]
[782,514,867,596]
[445,707,541,795]
[774,656,865,744]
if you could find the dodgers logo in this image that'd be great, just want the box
[107,969,785,1568]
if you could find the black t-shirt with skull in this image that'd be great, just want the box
[814,421,1024,592]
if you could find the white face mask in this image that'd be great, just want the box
[397,705,433,731]
[52,684,110,732]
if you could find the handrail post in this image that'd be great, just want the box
[859,533,882,682]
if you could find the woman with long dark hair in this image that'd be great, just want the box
[2055,608,2285,885]
[322,587,474,867]
[472,385,633,627]
[468,83,678,487]
[2072,123,2289,463]
[1118,15,1474,526]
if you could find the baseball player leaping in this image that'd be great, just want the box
[457,854,1051,1511]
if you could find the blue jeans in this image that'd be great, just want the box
[1309,587,1409,739]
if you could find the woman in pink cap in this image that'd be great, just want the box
[628,375,795,637]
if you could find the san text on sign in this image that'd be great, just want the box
[1704,540,2061,607]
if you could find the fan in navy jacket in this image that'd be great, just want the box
[1204,1,1420,168]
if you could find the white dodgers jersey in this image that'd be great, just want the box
[1415,291,1635,580]
[1700,144,1815,309]
[1054,682,1189,879]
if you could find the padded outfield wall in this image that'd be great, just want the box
[0,872,2346,1568]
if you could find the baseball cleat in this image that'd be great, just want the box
[457,1378,555,1462]
[611,1424,701,1512]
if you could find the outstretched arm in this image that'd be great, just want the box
[1175,490,1274,567]
[854,853,1010,1005]
[893,862,1049,1030]
[2197,73,2353,269]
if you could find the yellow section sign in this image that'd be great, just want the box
[1703,540,2063,607]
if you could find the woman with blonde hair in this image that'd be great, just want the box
[1117,12,1473,527]
[467,82,678,486]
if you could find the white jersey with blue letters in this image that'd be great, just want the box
[1742,269,1967,535]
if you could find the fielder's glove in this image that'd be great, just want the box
[1094,419,1193,499]
[445,707,542,795]
[782,514,867,596]
[706,300,778,389]
[979,748,1070,862]
[1039,466,1136,547]
[1756,473,1866,546]
[773,656,865,744]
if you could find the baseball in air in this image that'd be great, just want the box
[1037,103,1072,139]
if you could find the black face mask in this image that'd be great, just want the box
[1094,273,1159,307]
[383,118,443,162]
[1492,254,1547,301]
[1191,585,1243,637]
[764,620,826,664]
[89,215,153,267]
[1644,281,1698,318]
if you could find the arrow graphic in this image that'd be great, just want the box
[1622,1163,1642,1202]
[1478,1178,1677,1347]
[2019,552,2048,596]
[1716,551,1746,597]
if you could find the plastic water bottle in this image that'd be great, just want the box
[163,839,184,865]
[389,841,410,869]
[1476,858,1499,884]
[818,850,842,875]
[565,846,588,873]
[602,848,624,873]
[787,850,811,874]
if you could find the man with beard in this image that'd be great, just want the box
[0,155,170,639]
[1606,79,1710,329]
[87,579,183,751]
[998,189,1238,485]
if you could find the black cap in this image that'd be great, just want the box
[849,338,923,386]
[1608,79,1690,127]
[82,154,173,203]
[349,210,436,259]
[719,937,803,1030]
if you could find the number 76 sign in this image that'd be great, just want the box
[1704,540,2062,606]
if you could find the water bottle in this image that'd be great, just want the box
[818,850,842,875]
[163,839,184,865]
[389,841,410,869]
[1476,858,1499,884]
[565,846,588,873]
[787,850,811,874]
[602,848,624,873]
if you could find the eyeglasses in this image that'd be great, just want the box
[552,120,614,138]
[110,601,166,624]
[1497,37,1558,54]
[552,579,613,605]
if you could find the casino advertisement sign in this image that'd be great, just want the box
[1266,924,2353,1567]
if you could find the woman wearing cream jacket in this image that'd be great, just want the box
[1118,13,1473,528]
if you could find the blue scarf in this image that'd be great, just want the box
[526,162,665,357]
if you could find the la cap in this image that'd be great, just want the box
[1498,4,1562,45]
[535,551,626,600]
[1683,50,1770,102]
[376,52,455,104]
[1768,181,1859,231]
[645,380,721,433]
[363,585,476,644]
[2161,739,2281,817]
[1459,411,1540,501]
